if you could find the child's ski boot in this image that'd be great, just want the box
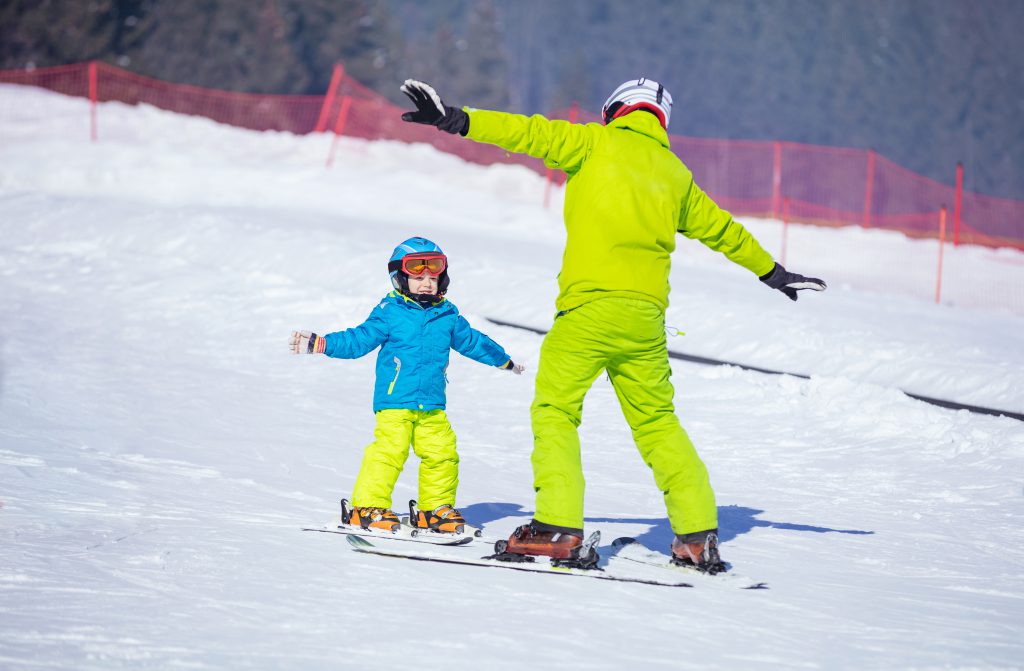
[341,499,401,532]
[670,531,727,575]
[409,500,466,534]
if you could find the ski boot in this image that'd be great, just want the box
[409,500,466,534]
[340,499,401,533]
[489,522,600,569]
[670,530,727,575]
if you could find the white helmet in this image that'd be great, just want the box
[601,78,673,129]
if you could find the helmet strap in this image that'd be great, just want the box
[392,270,448,303]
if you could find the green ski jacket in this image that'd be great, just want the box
[466,109,776,312]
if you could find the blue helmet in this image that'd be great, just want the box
[389,236,444,262]
[387,236,450,297]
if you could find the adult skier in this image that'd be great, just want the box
[399,77,826,572]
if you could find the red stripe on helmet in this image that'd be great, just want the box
[609,101,668,129]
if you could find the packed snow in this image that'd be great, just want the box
[1,86,1022,670]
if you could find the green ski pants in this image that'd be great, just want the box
[531,297,717,535]
[351,408,459,510]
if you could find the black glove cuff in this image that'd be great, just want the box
[502,360,515,370]
[437,106,470,136]
[759,262,784,286]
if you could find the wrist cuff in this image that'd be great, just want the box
[759,262,779,282]
[438,107,470,136]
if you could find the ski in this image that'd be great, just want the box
[398,518,491,541]
[303,498,479,546]
[302,523,474,546]
[345,534,694,588]
[611,537,769,589]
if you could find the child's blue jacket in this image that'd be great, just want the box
[322,291,512,412]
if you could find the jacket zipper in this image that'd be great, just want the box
[387,357,402,395]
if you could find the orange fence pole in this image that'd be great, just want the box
[544,102,579,208]
[935,206,947,304]
[88,61,97,141]
[953,162,963,246]
[862,150,875,228]
[771,141,782,219]
[325,96,353,168]
[781,197,790,266]
[315,63,344,133]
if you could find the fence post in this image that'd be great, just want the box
[953,162,963,246]
[935,206,947,304]
[315,63,344,133]
[88,61,98,141]
[771,141,782,219]
[544,102,579,208]
[325,96,353,168]
[781,197,790,266]
[862,149,875,228]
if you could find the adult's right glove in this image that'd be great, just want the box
[759,263,827,301]
[400,79,470,136]
[290,331,326,354]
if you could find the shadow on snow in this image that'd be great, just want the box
[461,501,874,552]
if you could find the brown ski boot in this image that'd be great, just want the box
[491,522,600,569]
[503,522,584,560]
[670,530,727,574]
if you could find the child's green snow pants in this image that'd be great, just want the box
[531,297,717,535]
[351,408,458,510]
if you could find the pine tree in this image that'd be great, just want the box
[0,0,155,70]
[460,0,509,109]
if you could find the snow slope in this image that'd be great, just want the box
[1,87,1022,670]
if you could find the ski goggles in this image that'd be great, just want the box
[401,253,447,277]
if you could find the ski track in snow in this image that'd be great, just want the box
[1,86,1023,670]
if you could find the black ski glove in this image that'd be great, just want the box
[759,262,827,301]
[400,79,469,136]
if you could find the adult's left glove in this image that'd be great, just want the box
[400,79,469,136]
[759,263,827,301]
[290,331,326,354]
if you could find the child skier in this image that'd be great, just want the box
[399,78,826,571]
[290,236,523,535]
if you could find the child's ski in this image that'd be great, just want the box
[303,523,474,546]
[345,535,694,588]
[304,498,480,546]
[611,537,769,589]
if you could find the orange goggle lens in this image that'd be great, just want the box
[401,254,447,277]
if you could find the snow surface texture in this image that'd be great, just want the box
[1,86,1023,669]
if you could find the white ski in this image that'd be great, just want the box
[611,537,768,589]
[303,522,474,546]
[345,534,696,588]
[398,517,487,540]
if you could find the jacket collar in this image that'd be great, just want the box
[608,111,670,149]
[388,290,448,311]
